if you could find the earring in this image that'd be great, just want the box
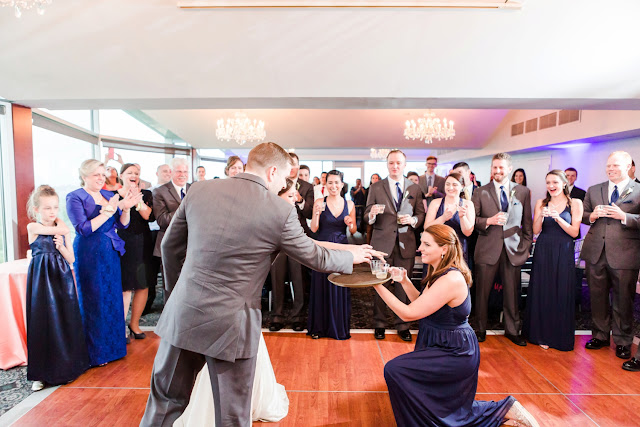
[441,253,445,259]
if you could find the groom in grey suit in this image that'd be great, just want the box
[472,152,533,346]
[140,143,379,427]
[581,151,640,361]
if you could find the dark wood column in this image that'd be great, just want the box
[12,104,34,258]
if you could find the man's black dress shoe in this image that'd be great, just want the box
[398,330,412,342]
[585,338,610,350]
[292,323,304,332]
[622,357,640,372]
[476,331,486,342]
[505,334,527,346]
[374,328,385,340]
[269,322,283,332]
[616,345,631,359]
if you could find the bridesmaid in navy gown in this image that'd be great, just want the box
[26,185,89,389]
[374,224,539,427]
[523,170,582,351]
[423,173,475,279]
[307,170,357,340]
[66,159,141,366]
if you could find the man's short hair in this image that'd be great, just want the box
[247,142,293,172]
[452,162,470,171]
[156,164,170,173]
[407,171,419,178]
[387,149,406,160]
[196,165,205,171]
[564,167,577,176]
[491,152,512,167]
[289,152,299,162]
[299,165,310,172]
[321,172,327,176]
[633,160,636,167]
[609,151,632,166]
[426,155,438,162]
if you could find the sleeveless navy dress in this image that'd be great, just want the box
[307,197,351,340]
[26,234,89,384]
[523,206,575,351]
[384,268,515,426]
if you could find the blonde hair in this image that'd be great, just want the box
[491,152,512,167]
[421,224,472,289]
[27,185,58,221]
[609,151,632,166]
[79,159,104,187]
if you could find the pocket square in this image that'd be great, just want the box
[407,195,414,200]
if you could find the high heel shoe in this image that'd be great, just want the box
[128,325,146,340]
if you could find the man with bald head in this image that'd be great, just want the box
[581,151,640,362]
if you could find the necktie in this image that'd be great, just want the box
[321,186,325,195]
[611,185,619,204]
[500,185,508,212]
[180,188,185,200]
[427,175,432,189]
[396,182,403,211]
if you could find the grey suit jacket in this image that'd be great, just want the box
[155,173,353,362]
[418,173,446,203]
[363,178,425,258]
[152,181,190,257]
[581,180,640,269]
[472,182,533,266]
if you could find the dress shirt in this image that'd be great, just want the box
[609,177,630,225]
[424,173,435,189]
[388,176,404,204]
[463,184,474,200]
[568,184,574,194]
[313,184,326,201]
[172,181,186,200]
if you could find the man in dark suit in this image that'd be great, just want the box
[564,168,586,201]
[270,153,314,332]
[418,155,446,207]
[152,158,191,300]
[472,153,533,346]
[581,151,640,361]
[629,160,640,184]
[141,143,381,426]
[364,150,425,342]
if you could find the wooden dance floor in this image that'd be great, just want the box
[12,332,640,426]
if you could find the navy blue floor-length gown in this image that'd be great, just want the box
[307,197,351,340]
[385,268,515,426]
[26,234,89,384]
[523,207,575,351]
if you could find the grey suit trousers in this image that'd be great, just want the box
[140,340,256,427]
[586,248,639,346]
[475,246,521,336]
[372,244,413,330]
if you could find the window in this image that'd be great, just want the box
[364,161,388,184]
[99,110,165,143]
[32,127,96,240]
[39,109,93,131]
[199,159,227,179]
[198,149,226,159]
[0,114,6,262]
[100,147,170,186]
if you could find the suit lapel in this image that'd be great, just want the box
[600,182,609,205]
[381,179,397,213]
[488,183,501,211]
[615,180,635,206]
[167,183,181,204]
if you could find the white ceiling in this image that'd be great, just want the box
[2,0,640,153]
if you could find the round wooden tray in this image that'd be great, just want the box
[328,264,391,288]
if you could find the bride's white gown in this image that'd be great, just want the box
[174,333,289,427]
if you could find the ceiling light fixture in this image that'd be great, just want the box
[1,0,52,18]
[404,110,455,144]
[216,112,266,146]
[370,148,391,160]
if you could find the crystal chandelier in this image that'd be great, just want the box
[1,0,52,17]
[216,112,266,146]
[370,148,391,159]
[404,111,455,144]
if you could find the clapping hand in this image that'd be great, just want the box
[458,204,468,218]
[549,208,561,221]
[443,204,457,221]
[120,189,143,210]
[313,202,324,216]
[344,216,354,227]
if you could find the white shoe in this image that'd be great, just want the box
[31,381,45,391]
[507,401,540,427]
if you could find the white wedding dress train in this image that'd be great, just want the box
[174,333,289,427]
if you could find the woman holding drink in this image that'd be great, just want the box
[375,224,539,427]
[423,173,475,274]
